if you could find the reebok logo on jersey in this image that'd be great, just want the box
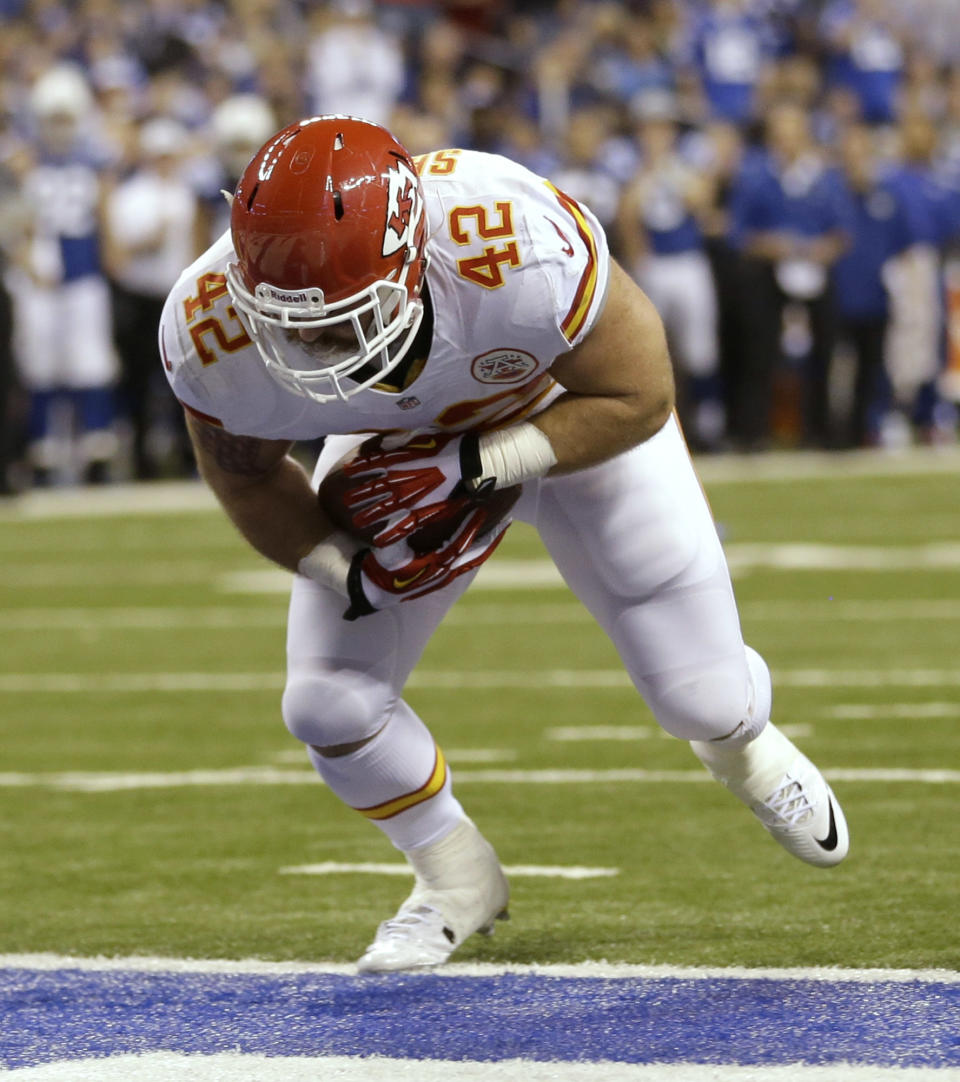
[471,348,539,385]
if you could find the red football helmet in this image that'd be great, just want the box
[226,115,428,402]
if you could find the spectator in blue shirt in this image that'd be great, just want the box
[819,0,906,126]
[727,101,849,447]
[682,0,778,127]
[833,123,913,446]
[879,109,960,441]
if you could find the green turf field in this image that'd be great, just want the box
[1,452,958,972]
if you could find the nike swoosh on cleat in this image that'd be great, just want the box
[816,797,839,851]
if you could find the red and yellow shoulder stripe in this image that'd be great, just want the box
[545,182,601,344]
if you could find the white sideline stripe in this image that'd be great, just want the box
[279,862,619,880]
[0,766,957,792]
[2,952,958,983]
[4,599,960,632]
[1,1055,955,1082]
[5,668,960,694]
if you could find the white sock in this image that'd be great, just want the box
[307,699,465,851]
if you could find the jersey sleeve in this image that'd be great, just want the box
[157,275,227,429]
[533,180,611,351]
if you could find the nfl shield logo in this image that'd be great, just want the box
[397,395,421,410]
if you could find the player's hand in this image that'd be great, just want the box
[343,502,508,620]
[338,432,485,547]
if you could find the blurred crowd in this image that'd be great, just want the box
[2,0,960,491]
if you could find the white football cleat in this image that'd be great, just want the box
[691,722,849,867]
[357,818,509,973]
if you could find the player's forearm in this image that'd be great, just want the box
[530,386,673,474]
[524,262,676,475]
[200,454,335,574]
[186,413,343,575]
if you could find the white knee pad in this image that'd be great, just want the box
[645,645,771,744]
[743,644,772,735]
[281,667,395,748]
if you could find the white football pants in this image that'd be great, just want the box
[283,415,771,848]
[636,252,718,378]
[9,272,118,389]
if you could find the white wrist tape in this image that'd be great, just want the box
[297,532,359,596]
[476,423,557,488]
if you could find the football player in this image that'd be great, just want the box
[12,65,119,485]
[159,115,849,973]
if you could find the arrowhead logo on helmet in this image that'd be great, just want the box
[383,158,424,260]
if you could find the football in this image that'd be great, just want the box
[318,448,520,554]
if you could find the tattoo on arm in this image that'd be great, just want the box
[192,423,277,476]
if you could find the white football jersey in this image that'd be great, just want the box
[159,149,609,440]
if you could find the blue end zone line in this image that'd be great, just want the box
[1,957,958,1071]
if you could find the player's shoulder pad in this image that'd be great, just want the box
[417,148,610,349]
[158,229,235,424]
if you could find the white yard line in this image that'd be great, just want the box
[1,952,958,983]
[825,703,960,719]
[3,668,960,695]
[696,445,960,483]
[218,544,960,596]
[279,862,619,880]
[271,747,517,765]
[724,542,960,573]
[547,726,655,741]
[1,1055,956,1082]
[546,724,812,741]
[3,598,960,632]
[740,600,960,621]
[0,607,287,630]
[3,952,956,986]
[0,766,957,792]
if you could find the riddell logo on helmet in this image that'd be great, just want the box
[255,284,322,305]
[382,159,423,258]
